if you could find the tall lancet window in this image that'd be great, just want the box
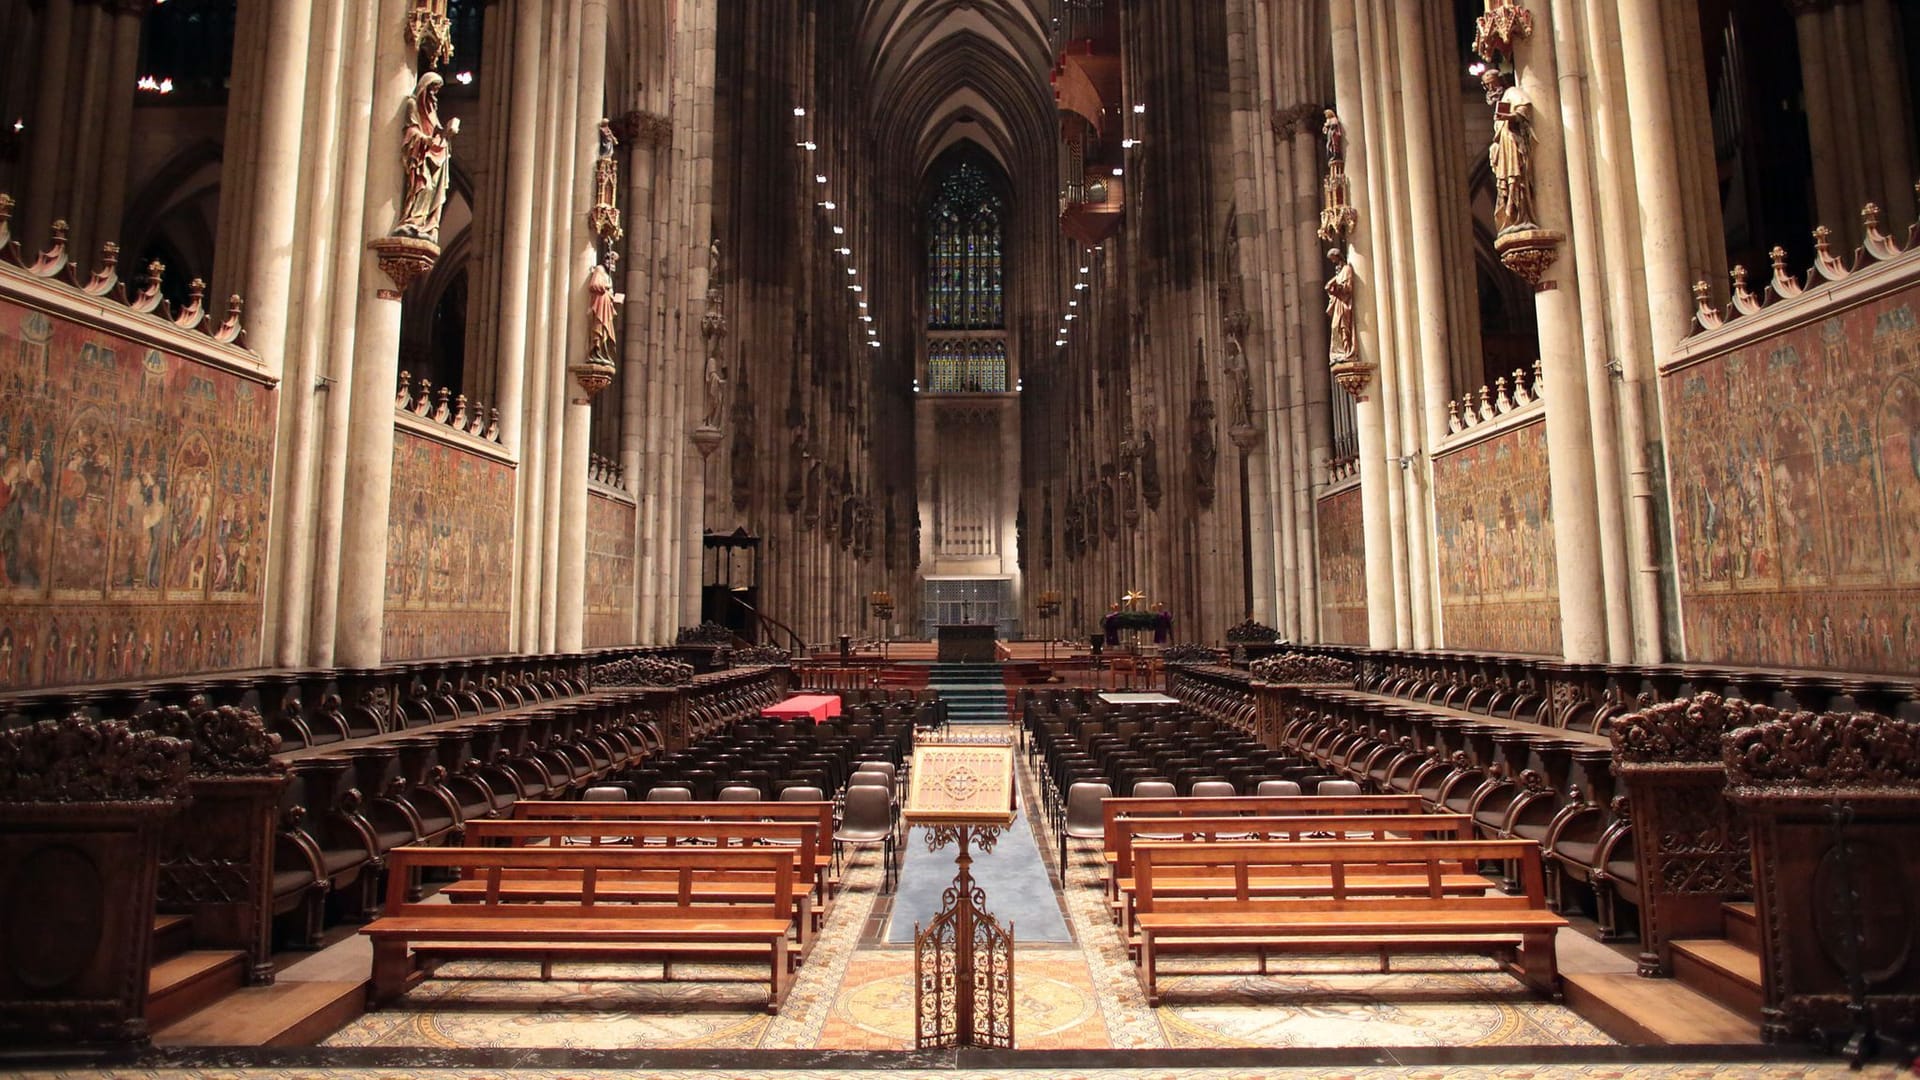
[925,158,1007,391]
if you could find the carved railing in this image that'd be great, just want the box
[395,369,502,444]
[1446,361,1543,436]
[1691,192,1920,334]
[588,453,627,490]
[1,194,249,347]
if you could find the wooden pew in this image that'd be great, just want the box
[454,818,822,943]
[513,800,836,897]
[1098,794,1428,898]
[1131,838,1566,1006]
[363,845,797,1012]
[1108,813,1481,930]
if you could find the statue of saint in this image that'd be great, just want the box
[701,334,727,430]
[586,251,619,365]
[1326,247,1357,362]
[394,72,458,242]
[1322,108,1345,164]
[1484,70,1536,233]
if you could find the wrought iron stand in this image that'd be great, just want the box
[914,823,1013,1049]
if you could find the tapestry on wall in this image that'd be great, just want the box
[1431,419,1563,655]
[1666,290,1920,675]
[0,300,275,691]
[584,489,636,647]
[383,428,515,661]
[1316,486,1368,645]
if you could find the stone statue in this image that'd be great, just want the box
[586,251,619,366]
[699,238,727,429]
[1326,247,1356,362]
[1484,70,1536,233]
[1322,108,1344,164]
[394,72,459,242]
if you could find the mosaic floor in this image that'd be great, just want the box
[310,729,1622,1053]
[14,1061,1910,1079]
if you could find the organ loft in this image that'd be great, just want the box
[0,0,1916,1075]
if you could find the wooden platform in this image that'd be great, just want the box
[153,979,365,1047]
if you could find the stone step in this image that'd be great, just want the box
[154,979,365,1047]
[1671,937,1764,1020]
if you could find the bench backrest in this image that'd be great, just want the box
[1100,794,1425,842]
[463,818,819,887]
[1132,838,1546,914]
[513,800,833,863]
[1109,813,1473,881]
[382,845,795,920]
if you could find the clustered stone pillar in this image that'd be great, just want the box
[1790,0,1916,248]
[15,0,148,259]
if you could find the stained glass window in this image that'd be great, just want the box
[926,161,1003,331]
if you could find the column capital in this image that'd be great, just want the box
[620,111,674,150]
[1270,102,1321,138]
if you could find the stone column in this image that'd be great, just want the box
[18,0,74,250]
[555,0,609,652]
[1330,0,1395,649]
[1504,0,1610,664]
[333,0,423,669]
[1614,0,1700,662]
[1548,0,1633,663]
[304,0,382,667]
[492,0,546,456]
[1791,1,1852,238]
[1861,0,1915,208]
[88,0,145,254]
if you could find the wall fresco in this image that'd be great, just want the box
[383,427,515,661]
[1316,485,1368,645]
[0,296,274,691]
[1432,418,1563,655]
[1665,288,1920,674]
[585,489,636,647]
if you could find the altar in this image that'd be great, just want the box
[936,623,998,663]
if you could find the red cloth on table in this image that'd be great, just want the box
[761,694,843,723]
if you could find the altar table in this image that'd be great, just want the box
[762,694,844,723]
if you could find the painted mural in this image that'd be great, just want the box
[1316,485,1368,645]
[383,427,515,661]
[1432,418,1563,655]
[0,295,275,691]
[585,489,636,647]
[1665,288,1920,675]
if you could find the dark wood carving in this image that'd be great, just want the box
[1609,693,1756,976]
[0,716,190,1048]
[1726,709,1920,1046]
[134,701,288,983]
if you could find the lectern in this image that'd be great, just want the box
[903,742,1017,1049]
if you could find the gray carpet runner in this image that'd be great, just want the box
[884,805,1072,943]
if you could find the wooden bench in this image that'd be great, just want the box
[1098,794,1428,897]
[1109,813,1482,929]
[454,818,822,944]
[362,845,797,1012]
[512,800,837,898]
[1131,838,1566,1005]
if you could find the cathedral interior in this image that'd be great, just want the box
[0,0,1918,1077]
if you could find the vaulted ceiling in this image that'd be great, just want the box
[852,0,1058,179]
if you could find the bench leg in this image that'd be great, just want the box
[369,938,412,1007]
[769,938,788,1014]
[1138,931,1160,1007]
[1517,931,1560,998]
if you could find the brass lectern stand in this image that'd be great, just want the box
[903,743,1017,1049]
